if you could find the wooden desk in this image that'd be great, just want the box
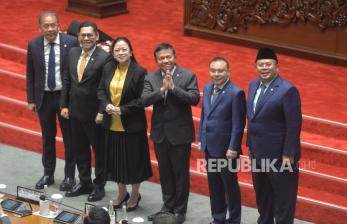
[1,193,83,224]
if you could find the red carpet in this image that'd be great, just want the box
[1,0,347,122]
[0,0,347,223]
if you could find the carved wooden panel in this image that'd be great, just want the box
[184,0,347,65]
[189,0,347,32]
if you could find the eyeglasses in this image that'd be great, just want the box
[210,68,227,74]
[79,33,96,39]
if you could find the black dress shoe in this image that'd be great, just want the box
[126,194,141,212]
[35,176,54,190]
[87,187,105,202]
[65,183,93,197]
[113,192,130,209]
[147,208,173,221]
[174,213,186,224]
[59,177,76,191]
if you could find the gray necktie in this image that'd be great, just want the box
[211,87,221,105]
[255,84,266,111]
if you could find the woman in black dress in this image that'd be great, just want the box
[98,37,152,211]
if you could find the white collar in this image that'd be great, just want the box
[44,33,60,46]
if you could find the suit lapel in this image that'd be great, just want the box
[59,34,67,74]
[154,70,163,88]
[248,80,259,119]
[121,61,136,97]
[71,48,81,83]
[80,47,98,83]
[207,81,230,117]
[254,76,281,117]
[105,62,116,97]
[37,36,45,84]
[172,66,183,85]
[205,84,213,109]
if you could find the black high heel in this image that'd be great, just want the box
[113,192,130,209]
[126,194,141,212]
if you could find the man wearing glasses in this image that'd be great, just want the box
[198,57,246,224]
[26,11,78,191]
[60,21,112,202]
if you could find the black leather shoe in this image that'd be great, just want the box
[65,183,93,197]
[147,207,173,221]
[113,192,130,209]
[59,177,76,191]
[175,213,186,224]
[35,176,54,190]
[147,212,159,222]
[87,188,105,202]
[126,194,141,212]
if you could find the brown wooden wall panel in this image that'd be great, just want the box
[66,0,128,18]
[184,0,347,66]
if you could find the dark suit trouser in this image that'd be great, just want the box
[252,161,299,224]
[154,138,191,214]
[206,152,241,224]
[70,118,105,188]
[38,91,75,178]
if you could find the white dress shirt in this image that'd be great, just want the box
[43,35,61,91]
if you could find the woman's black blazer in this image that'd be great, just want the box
[98,60,148,133]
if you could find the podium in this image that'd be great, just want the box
[66,0,128,18]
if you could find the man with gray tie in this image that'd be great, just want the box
[26,11,78,191]
[246,48,302,224]
[198,57,246,224]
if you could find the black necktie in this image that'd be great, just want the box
[47,42,56,90]
[211,87,221,105]
[255,84,266,111]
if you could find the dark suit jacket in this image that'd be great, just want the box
[26,33,78,110]
[246,75,302,161]
[198,81,246,157]
[60,46,112,121]
[141,65,200,144]
[98,60,148,133]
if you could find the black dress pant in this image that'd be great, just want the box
[252,161,299,224]
[154,138,191,214]
[70,118,105,188]
[206,152,241,224]
[38,91,75,178]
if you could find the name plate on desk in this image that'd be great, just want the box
[17,186,42,204]
[84,203,96,214]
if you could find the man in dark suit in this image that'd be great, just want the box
[26,11,78,191]
[246,48,302,224]
[142,43,200,223]
[198,57,246,224]
[60,21,112,202]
